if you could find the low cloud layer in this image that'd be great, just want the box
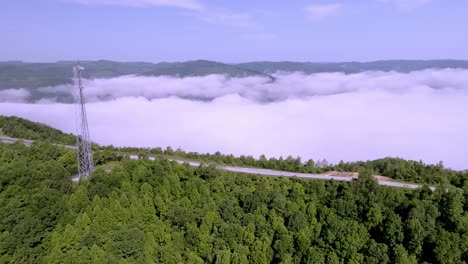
[304,4,342,19]
[17,68,468,103]
[378,0,432,10]
[1,69,467,170]
[0,89,30,103]
[65,0,204,10]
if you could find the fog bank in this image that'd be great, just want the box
[1,69,467,170]
[3,68,468,103]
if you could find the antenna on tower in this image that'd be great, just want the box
[73,64,94,178]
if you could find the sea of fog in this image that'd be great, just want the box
[1,69,467,170]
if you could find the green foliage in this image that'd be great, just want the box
[0,141,74,263]
[237,60,468,75]
[0,115,76,145]
[0,60,156,90]
[140,60,271,79]
[118,144,467,188]
[0,60,270,93]
[1,140,467,263]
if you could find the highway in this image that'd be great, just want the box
[0,136,35,146]
[0,136,434,190]
[128,155,435,190]
[0,136,78,150]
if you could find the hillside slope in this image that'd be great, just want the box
[236,60,468,74]
[0,60,270,90]
[1,139,467,263]
[2,59,468,90]
[140,60,272,79]
[1,115,466,187]
[0,115,75,144]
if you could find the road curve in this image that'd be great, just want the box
[128,155,435,190]
[0,136,435,190]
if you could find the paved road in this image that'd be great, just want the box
[0,136,434,190]
[0,136,34,146]
[128,155,435,190]
[0,136,77,150]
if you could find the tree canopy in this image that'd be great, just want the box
[1,139,467,263]
[0,115,75,145]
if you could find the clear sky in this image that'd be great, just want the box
[2,0,468,62]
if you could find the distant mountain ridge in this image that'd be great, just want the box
[1,59,468,89]
[236,60,468,74]
[140,60,272,79]
[0,60,272,89]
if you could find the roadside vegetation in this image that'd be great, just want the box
[0,115,467,263]
[0,116,75,145]
[1,140,468,263]
[2,115,465,188]
[109,145,468,188]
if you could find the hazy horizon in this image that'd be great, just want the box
[2,0,468,170]
[3,58,468,64]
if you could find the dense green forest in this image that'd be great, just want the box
[1,115,467,187]
[1,139,467,263]
[1,115,467,263]
[111,145,468,188]
[0,116,76,145]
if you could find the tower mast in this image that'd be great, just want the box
[73,65,94,178]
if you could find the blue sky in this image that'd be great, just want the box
[2,0,468,62]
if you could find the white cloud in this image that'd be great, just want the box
[66,0,259,28]
[252,9,274,16]
[198,10,253,27]
[1,69,467,170]
[32,68,468,103]
[378,0,431,10]
[304,3,342,19]
[248,33,277,40]
[0,89,30,103]
[65,0,204,10]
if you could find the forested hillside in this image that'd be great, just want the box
[1,114,466,186]
[236,60,468,74]
[0,60,156,89]
[1,139,468,263]
[114,146,468,188]
[2,60,468,90]
[0,60,269,90]
[1,116,467,263]
[0,115,75,145]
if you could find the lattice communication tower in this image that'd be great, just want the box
[73,65,94,178]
